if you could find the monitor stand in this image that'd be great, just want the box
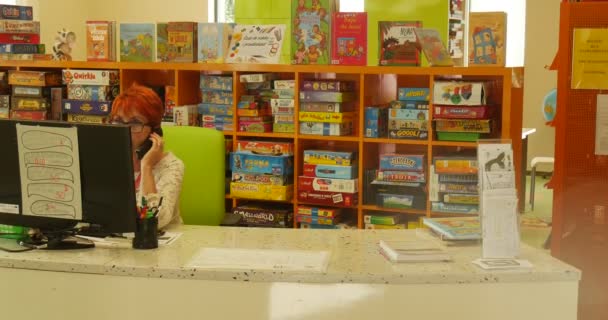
[22,230,95,250]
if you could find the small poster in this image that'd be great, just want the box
[226,25,285,64]
[572,28,608,90]
[16,124,82,220]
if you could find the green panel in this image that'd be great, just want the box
[235,0,273,19]
[271,0,291,18]
[365,0,449,66]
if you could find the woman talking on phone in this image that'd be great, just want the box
[110,84,184,229]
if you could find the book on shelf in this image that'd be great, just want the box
[226,25,286,64]
[378,240,451,262]
[86,21,116,61]
[331,12,367,66]
[119,23,155,62]
[468,12,507,67]
[378,21,421,66]
[414,28,454,67]
[291,0,338,65]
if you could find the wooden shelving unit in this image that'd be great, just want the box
[0,61,523,229]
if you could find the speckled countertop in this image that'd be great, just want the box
[0,226,581,285]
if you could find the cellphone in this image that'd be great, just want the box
[136,127,163,160]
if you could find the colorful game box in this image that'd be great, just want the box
[239,73,276,83]
[303,163,357,179]
[0,20,40,33]
[299,121,352,136]
[301,80,355,92]
[364,106,388,138]
[200,75,233,91]
[119,23,155,62]
[198,23,234,63]
[67,85,119,101]
[274,80,296,89]
[378,21,421,66]
[434,119,492,133]
[433,157,478,174]
[296,215,340,225]
[273,123,295,133]
[197,103,233,116]
[442,193,479,205]
[273,114,295,123]
[376,171,426,183]
[439,183,478,194]
[388,129,428,140]
[433,81,489,106]
[0,5,33,20]
[0,33,40,44]
[167,22,198,62]
[231,152,294,175]
[398,88,430,101]
[0,43,44,54]
[230,183,293,201]
[236,141,294,155]
[291,0,337,65]
[298,176,358,193]
[232,204,293,228]
[300,102,354,113]
[62,99,111,115]
[173,105,198,126]
[299,91,356,103]
[62,70,120,86]
[271,98,295,108]
[364,214,400,225]
[66,114,109,124]
[201,90,233,105]
[238,121,273,133]
[200,114,233,123]
[388,119,428,131]
[12,85,55,99]
[389,108,428,120]
[9,70,62,87]
[433,105,492,119]
[298,111,354,123]
[379,154,425,172]
[377,193,414,209]
[431,202,478,214]
[297,205,341,218]
[298,190,358,207]
[331,12,366,65]
[304,150,355,166]
[10,110,46,120]
[231,171,292,186]
[390,100,429,110]
[11,97,48,110]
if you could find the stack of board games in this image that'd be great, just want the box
[199,74,234,132]
[232,203,293,228]
[167,22,197,63]
[237,73,276,133]
[291,0,338,65]
[388,87,429,140]
[230,140,294,201]
[378,21,421,66]
[430,155,479,214]
[298,150,358,207]
[119,23,155,62]
[299,80,356,136]
[297,206,354,229]
[433,81,494,142]
[0,72,10,118]
[7,70,63,121]
[198,23,235,63]
[61,69,119,124]
[86,21,116,62]
[0,5,51,61]
[371,153,427,211]
[364,213,407,230]
[271,80,296,133]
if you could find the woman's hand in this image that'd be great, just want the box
[140,132,165,172]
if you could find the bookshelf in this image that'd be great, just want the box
[0,61,523,229]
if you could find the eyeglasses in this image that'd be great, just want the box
[110,120,148,133]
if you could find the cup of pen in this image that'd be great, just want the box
[133,208,158,250]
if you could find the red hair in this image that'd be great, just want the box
[111,84,164,128]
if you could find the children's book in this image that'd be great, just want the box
[378,21,421,66]
[331,12,366,66]
[86,21,116,61]
[226,25,286,64]
[167,22,198,62]
[291,0,338,65]
[156,22,169,62]
[468,12,507,66]
[198,23,235,63]
[422,216,481,240]
[119,23,155,62]
[414,28,454,67]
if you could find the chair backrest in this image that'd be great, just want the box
[162,126,225,225]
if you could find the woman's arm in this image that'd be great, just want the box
[142,156,184,229]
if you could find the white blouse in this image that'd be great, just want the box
[136,152,184,229]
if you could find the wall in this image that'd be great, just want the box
[522,0,560,170]
[18,0,209,61]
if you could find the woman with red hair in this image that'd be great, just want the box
[110,84,184,229]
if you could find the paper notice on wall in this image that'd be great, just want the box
[15,124,82,220]
[596,95,608,155]
[571,28,608,90]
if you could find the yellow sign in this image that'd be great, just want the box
[572,28,608,89]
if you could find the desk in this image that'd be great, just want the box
[521,128,537,212]
[0,226,579,320]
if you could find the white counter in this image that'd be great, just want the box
[0,226,580,320]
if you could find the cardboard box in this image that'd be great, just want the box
[298,176,358,193]
[377,193,414,209]
[297,206,341,218]
[433,81,489,106]
[230,152,294,175]
[11,97,48,111]
[200,75,233,91]
[272,89,295,99]
[273,114,295,123]
[201,89,233,105]
[433,105,492,119]
[239,73,276,83]
[301,80,355,92]
[0,20,39,33]
[10,110,46,120]
[62,99,111,115]
[66,114,109,124]
[201,122,234,131]
[270,98,295,108]
[237,108,271,117]
[390,100,429,110]
[298,190,358,207]
[364,107,388,138]
[273,123,295,133]
[236,141,294,155]
[304,150,356,166]
[67,85,119,101]
[300,102,355,113]
[379,154,425,172]
[231,171,292,186]
[0,107,8,119]
[299,121,352,136]
[173,105,198,126]
[0,5,34,20]
[62,70,120,86]
[387,119,428,131]
[295,215,340,225]
[274,80,296,89]
[398,88,430,101]
[388,129,428,140]
[9,70,62,87]
[389,108,429,120]
[434,119,491,133]
[365,224,406,229]
[232,204,293,227]
[197,103,233,116]
[376,170,426,183]
[303,163,357,179]
[237,121,272,133]
[12,86,56,98]
[230,182,293,201]
[299,111,354,123]
[200,114,233,123]
[299,91,356,103]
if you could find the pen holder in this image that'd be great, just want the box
[133,217,158,249]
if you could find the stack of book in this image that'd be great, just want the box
[433,81,494,142]
[271,80,296,134]
[7,70,63,121]
[237,73,275,133]
[388,88,429,140]
[230,140,294,201]
[199,75,234,132]
[0,5,50,61]
[298,150,358,207]
[86,21,116,62]
[299,80,356,136]
[430,156,479,214]
[364,214,406,230]
[296,206,353,229]
[371,153,427,210]
[61,69,119,124]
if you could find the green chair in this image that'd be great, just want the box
[162,126,226,226]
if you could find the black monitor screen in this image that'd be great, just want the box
[0,119,137,233]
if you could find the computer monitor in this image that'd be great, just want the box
[0,119,138,247]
